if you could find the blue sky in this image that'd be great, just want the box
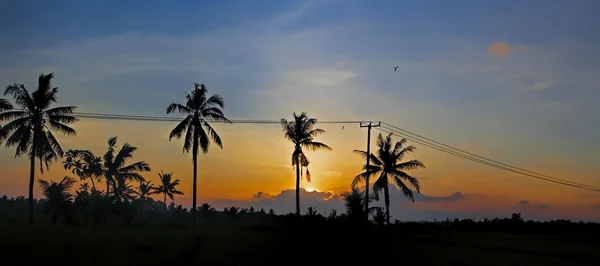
[1,0,600,220]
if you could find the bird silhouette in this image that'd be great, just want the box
[394,66,398,72]
[342,126,345,130]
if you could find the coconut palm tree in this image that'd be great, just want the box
[1,73,78,224]
[353,133,425,225]
[151,171,184,208]
[38,176,77,224]
[136,180,155,218]
[102,136,150,197]
[341,187,379,220]
[166,83,230,227]
[280,112,331,216]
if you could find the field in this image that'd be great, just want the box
[1,223,598,266]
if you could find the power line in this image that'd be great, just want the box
[70,111,600,192]
[73,112,367,124]
[381,122,597,190]
[376,126,600,192]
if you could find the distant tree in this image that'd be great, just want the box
[103,137,150,197]
[306,207,319,216]
[371,207,386,225]
[151,171,183,208]
[353,133,425,225]
[198,203,216,216]
[63,150,104,190]
[38,176,76,224]
[268,209,275,215]
[341,187,378,220]
[327,209,337,220]
[280,112,331,216]
[166,83,230,227]
[1,73,78,224]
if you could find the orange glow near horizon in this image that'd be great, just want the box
[0,118,599,220]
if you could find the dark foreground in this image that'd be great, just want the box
[1,223,598,266]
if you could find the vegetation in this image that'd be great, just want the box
[0,74,598,265]
[280,112,331,215]
[166,83,231,227]
[353,133,425,224]
[0,73,78,224]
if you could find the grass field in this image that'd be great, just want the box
[1,223,598,266]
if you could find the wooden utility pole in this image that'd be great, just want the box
[360,121,380,221]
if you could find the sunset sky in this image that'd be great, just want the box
[1,0,599,222]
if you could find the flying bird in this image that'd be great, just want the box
[342,126,345,130]
[394,66,398,72]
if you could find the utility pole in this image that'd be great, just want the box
[360,121,380,221]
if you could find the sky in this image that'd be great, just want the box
[1,0,599,222]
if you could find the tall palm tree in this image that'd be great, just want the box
[151,171,184,207]
[353,133,425,225]
[0,73,78,224]
[166,83,230,227]
[281,112,331,216]
[38,176,77,224]
[102,136,150,197]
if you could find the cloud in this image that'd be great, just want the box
[488,41,524,57]
[514,200,551,209]
[414,192,465,203]
[593,204,600,209]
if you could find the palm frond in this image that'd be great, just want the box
[0,110,29,122]
[301,141,332,151]
[202,120,223,148]
[166,103,191,115]
[0,98,12,111]
[47,120,77,136]
[392,169,421,193]
[168,115,192,140]
[394,159,425,171]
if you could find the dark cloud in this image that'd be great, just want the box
[415,192,465,203]
[514,200,550,209]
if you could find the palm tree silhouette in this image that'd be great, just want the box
[136,180,155,218]
[353,133,425,224]
[341,187,378,219]
[166,83,230,227]
[0,73,78,224]
[102,136,150,197]
[38,176,76,224]
[152,171,184,208]
[280,112,331,216]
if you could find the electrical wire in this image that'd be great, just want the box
[376,126,600,192]
[70,111,600,192]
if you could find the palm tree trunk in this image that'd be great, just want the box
[28,143,36,225]
[384,184,391,225]
[164,193,167,213]
[295,152,300,216]
[192,133,199,227]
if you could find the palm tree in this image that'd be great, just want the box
[341,187,378,220]
[1,73,78,224]
[38,176,77,224]
[102,136,151,197]
[151,171,184,208]
[353,133,425,225]
[280,112,331,216]
[166,83,230,227]
[136,180,155,218]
